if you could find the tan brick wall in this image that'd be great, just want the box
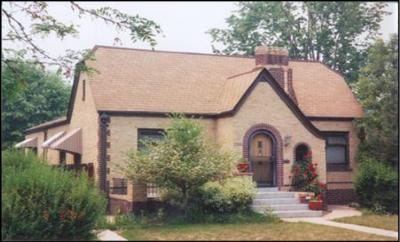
[311,120,359,186]
[69,73,99,166]
[24,73,99,179]
[107,116,216,202]
[218,81,327,185]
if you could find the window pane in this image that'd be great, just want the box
[138,129,164,151]
[327,146,346,164]
[327,136,346,145]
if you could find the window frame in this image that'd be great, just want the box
[324,131,350,171]
[110,178,127,195]
[137,128,165,150]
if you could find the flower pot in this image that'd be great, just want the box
[237,163,249,173]
[309,200,323,210]
[299,196,308,203]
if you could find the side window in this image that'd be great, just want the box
[82,79,86,101]
[295,144,309,163]
[111,178,127,195]
[59,151,66,165]
[137,129,165,151]
[326,132,349,170]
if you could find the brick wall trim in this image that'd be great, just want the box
[242,123,284,189]
[99,112,110,193]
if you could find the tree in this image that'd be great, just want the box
[353,34,398,166]
[2,1,161,96]
[120,114,236,216]
[208,2,389,82]
[1,59,71,149]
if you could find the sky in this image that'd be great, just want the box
[2,2,398,62]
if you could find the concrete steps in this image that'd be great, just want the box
[252,188,322,218]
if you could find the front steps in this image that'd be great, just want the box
[252,188,322,218]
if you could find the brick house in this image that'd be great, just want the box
[17,45,363,213]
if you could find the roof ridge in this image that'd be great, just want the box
[93,45,255,59]
[94,45,329,64]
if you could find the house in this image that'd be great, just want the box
[17,45,363,213]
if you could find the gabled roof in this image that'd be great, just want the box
[25,45,364,134]
[86,45,363,118]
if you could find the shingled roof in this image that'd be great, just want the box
[86,45,363,118]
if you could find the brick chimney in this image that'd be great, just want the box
[255,46,288,66]
[254,46,297,104]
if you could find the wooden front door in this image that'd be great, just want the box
[250,133,274,187]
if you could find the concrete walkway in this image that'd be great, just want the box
[283,205,398,239]
[97,229,127,241]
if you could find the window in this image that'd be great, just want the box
[137,129,164,199]
[137,129,165,151]
[111,178,127,195]
[82,79,86,101]
[74,154,81,165]
[59,151,66,165]
[325,132,349,170]
[295,144,309,163]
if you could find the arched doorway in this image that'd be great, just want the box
[249,131,276,187]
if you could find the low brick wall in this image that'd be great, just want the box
[326,189,357,205]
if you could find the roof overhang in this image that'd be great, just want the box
[15,137,37,148]
[41,131,66,148]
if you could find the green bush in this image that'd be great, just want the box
[354,158,398,214]
[2,150,107,240]
[198,176,256,214]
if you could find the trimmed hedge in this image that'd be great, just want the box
[354,158,398,214]
[199,176,256,213]
[2,150,106,240]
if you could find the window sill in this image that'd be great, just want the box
[327,166,352,172]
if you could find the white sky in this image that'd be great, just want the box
[2,1,398,60]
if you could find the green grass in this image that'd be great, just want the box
[120,221,394,240]
[334,211,398,232]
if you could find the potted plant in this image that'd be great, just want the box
[298,193,313,203]
[237,162,249,173]
[236,158,249,173]
[309,194,323,210]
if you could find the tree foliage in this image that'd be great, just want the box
[353,35,398,165]
[2,1,161,92]
[208,2,389,82]
[1,59,71,149]
[120,114,236,215]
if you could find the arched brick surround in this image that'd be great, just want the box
[243,123,284,189]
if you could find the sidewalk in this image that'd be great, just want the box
[97,229,127,241]
[283,205,398,239]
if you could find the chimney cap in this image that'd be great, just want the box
[255,46,288,56]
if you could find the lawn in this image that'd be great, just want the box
[334,214,398,232]
[120,221,394,240]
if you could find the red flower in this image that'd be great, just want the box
[59,211,65,220]
[304,151,312,159]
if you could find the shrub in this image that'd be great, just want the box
[198,176,256,214]
[2,150,107,240]
[121,114,236,216]
[354,158,398,214]
[290,151,319,190]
